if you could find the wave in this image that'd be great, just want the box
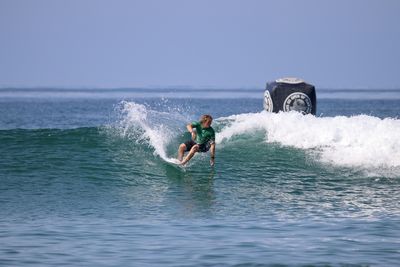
[113,101,400,173]
[6,101,397,175]
[216,111,400,170]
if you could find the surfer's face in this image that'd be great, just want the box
[201,120,212,128]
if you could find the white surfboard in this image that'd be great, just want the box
[163,157,185,169]
[165,158,182,165]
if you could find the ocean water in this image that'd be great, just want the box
[1,88,400,266]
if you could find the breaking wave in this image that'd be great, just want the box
[217,111,400,169]
[113,101,400,175]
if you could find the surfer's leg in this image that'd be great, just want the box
[178,143,186,161]
[179,140,195,162]
[181,144,199,165]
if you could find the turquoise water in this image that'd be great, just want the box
[1,89,400,266]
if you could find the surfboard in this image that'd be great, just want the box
[164,157,184,169]
[165,158,182,165]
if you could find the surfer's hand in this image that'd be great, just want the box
[210,158,215,167]
[191,131,197,141]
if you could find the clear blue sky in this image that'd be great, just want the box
[1,0,400,89]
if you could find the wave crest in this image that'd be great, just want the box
[217,111,400,169]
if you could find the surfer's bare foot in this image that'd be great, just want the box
[180,145,198,166]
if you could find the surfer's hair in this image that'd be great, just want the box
[200,114,213,124]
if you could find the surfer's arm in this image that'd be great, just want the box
[187,123,197,140]
[210,143,215,166]
[186,124,194,133]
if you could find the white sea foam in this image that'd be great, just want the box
[116,101,173,161]
[114,101,192,166]
[216,111,400,170]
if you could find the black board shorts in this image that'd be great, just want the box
[184,140,211,153]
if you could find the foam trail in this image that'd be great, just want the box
[216,111,400,169]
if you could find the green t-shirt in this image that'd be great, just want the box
[191,121,215,145]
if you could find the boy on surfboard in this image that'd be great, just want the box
[178,114,216,166]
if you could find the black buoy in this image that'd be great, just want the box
[263,77,317,115]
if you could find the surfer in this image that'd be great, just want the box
[178,114,216,166]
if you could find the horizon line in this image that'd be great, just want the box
[1,86,400,91]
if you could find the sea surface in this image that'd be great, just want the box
[1,88,400,266]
